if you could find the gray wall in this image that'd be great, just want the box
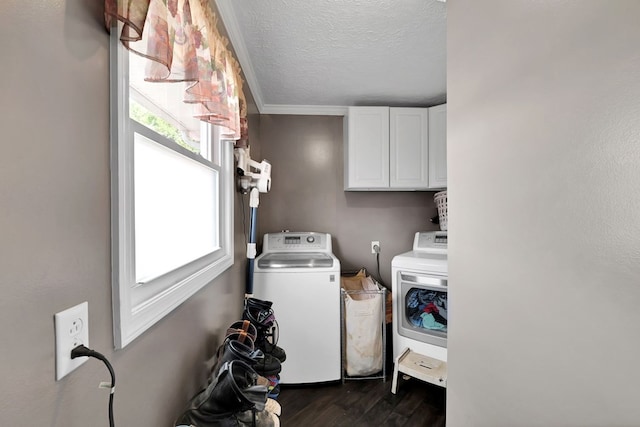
[447,1,640,425]
[0,2,250,425]
[258,114,439,286]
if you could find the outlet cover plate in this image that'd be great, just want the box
[55,301,89,380]
[371,241,380,254]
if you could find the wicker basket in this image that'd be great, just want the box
[434,191,448,231]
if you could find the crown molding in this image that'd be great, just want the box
[261,104,348,116]
[215,0,266,113]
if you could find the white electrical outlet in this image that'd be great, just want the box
[55,301,89,381]
[371,241,380,254]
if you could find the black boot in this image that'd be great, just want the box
[211,339,264,379]
[220,329,282,387]
[249,344,282,400]
[213,338,281,421]
[224,331,255,351]
[209,332,282,397]
[243,298,276,327]
[226,320,257,342]
[242,298,287,363]
[175,360,268,427]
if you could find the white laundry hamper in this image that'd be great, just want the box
[340,270,386,380]
[434,191,448,231]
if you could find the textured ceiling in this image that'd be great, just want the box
[215,0,447,114]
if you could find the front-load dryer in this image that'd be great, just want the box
[392,231,448,362]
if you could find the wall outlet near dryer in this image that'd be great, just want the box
[54,301,89,380]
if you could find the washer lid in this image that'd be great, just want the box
[257,252,335,268]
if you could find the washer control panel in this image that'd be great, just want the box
[263,232,331,253]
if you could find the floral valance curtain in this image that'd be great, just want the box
[104,0,247,141]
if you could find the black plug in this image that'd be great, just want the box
[71,344,95,359]
[69,344,117,427]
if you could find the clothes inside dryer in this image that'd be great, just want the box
[405,287,448,331]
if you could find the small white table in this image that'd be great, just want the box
[391,347,447,394]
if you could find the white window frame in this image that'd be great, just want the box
[109,29,235,349]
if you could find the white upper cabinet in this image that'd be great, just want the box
[390,108,430,189]
[344,105,446,191]
[428,104,447,189]
[344,107,390,189]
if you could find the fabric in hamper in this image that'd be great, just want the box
[343,277,383,376]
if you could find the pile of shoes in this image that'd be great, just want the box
[242,297,286,400]
[175,297,286,427]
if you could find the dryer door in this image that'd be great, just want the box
[397,272,448,348]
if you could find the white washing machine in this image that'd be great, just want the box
[392,231,448,362]
[253,231,341,384]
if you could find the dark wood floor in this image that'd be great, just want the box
[276,376,446,426]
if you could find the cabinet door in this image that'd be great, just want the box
[390,108,430,189]
[428,104,447,189]
[344,107,390,190]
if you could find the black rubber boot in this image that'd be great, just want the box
[218,329,281,390]
[224,331,255,351]
[226,320,257,342]
[175,360,268,427]
[211,339,264,379]
[242,298,287,363]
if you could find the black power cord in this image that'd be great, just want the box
[372,245,384,286]
[71,345,116,427]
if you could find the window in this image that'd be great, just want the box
[110,30,234,349]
